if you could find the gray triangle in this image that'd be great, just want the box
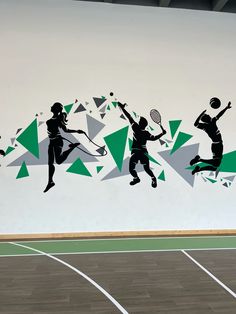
[158,144,199,187]
[38,121,44,127]
[100,113,106,119]
[209,171,214,177]
[99,106,106,113]
[102,157,145,181]
[223,175,235,182]
[165,139,173,144]
[86,115,105,140]
[85,101,89,105]
[74,104,86,113]
[215,168,220,178]
[8,131,98,166]
[159,139,166,146]
[93,97,106,108]
[202,176,207,182]
[223,182,228,188]
[10,138,16,145]
[120,114,126,120]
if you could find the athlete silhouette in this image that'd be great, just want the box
[118,102,166,188]
[0,136,5,157]
[190,100,231,175]
[44,102,85,193]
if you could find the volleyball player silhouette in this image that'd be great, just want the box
[44,102,85,193]
[190,99,231,175]
[118,102,166,188]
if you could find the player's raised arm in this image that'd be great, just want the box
[215,102,231,120]
[194,110,206,127]
[118,102,135,125]
[149,127,166,141]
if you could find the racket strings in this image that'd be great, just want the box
[150,109,161,124]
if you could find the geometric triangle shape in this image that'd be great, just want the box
[112,101,118,108]
[16,161,29,179]
[223,175,235,182]
[93,97,106,108]
[16,128,22,135]
[104,126,129,171]
[107,105,111,111]
[66,158,92,177]
[64,103,74,114]
[96,146,106,156]
[10,138,16,145]
[38,121,44,127]
[145,153,161,165]
[219,150,236,173]
[74,104,86,113]
[165,139,173,144]
[158,170,165,181]
[4,146,15,156]
[100,113,106,119]
[16,119,39,158]
[223,182,229,188]
[8,132,98,166]
[206,177,217,183]
[159,139,165,146]
[120,114,126,120]
[99,106,106,113]
[169,120,182,138]
[96,166,104,174]
[209,171,215,177]
[101,157,145,181]
[158,144,199,187]
[86,115,105,140]
[171,132,193,155]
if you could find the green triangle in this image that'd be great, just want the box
[158,170,165,181]
[16,119,39,158]
[66,158,92,177]
[64,103,73,114]
[128,138,133,151]
[206,177,217,183]
[165,143,169,148]
[133,111,137,118]
[107,105,111,111]
[112,101,118,108]
[16,161,29,179]
[169,120,182,138]
[101,96,106,99]
[96,166,104,174]
[104,126,129,171]
[171,132,192,155]
[145,153,161,165]
[4,146,15,156]
[149,126,154,131]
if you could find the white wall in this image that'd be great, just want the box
[0,0,235,234]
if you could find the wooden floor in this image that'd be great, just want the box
[0,250,236,313]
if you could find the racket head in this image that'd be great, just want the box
[150,109,161,125]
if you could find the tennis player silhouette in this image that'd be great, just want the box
[190,99,231,175]
[0,136,5,157]
[118,102,166,188]
[44,102,85,193]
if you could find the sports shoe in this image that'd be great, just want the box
[151,177,157,188]
[130,177,140,186]
[190,155,200,166]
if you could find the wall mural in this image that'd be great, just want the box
[0,94,235,191]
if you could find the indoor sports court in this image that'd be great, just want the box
[1,0,236,313]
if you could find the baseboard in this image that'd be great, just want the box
[0,229,236,241]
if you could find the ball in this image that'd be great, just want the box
[110,92,114,96]
[210,97,221,109]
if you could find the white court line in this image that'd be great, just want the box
[10,242,129,314]
[0,247,236,258]
[182,250,236,299]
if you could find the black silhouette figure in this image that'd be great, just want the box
[190,99,232,175]
[118,102,166,188]
[44,102,85,193]
[0,136,5,157]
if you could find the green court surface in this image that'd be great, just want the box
[1,236,236,256]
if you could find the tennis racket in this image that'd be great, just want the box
[150,109,162,125]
